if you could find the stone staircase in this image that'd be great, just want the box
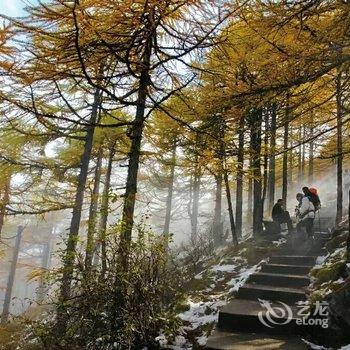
[206,227,332,350]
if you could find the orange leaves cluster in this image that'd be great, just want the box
[0,24,14,71]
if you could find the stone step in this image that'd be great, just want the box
[248,272,310,288]
[237,284,306,303]
[217,299,303,335]
[261,264,312,275]
[206,329,307,349]
[269,255,316,266]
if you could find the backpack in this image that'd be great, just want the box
[309,188,318,195]
[308,188,321,210]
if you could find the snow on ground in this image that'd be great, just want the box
[303,340,329,349]
[211,264,236,273]
[303,340,350,350]
[160,259,259,349]
[315,255,328,267]
[178,299,225,330]
[272,237,287,247]
[161,299,223,349]
[228,263,262,293]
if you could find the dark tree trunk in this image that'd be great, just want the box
[282,104,289,206]
[235,115,245,237]
[267,105,276,214]
[163,139,177,236]
[262,110,269,214]
[298,126,303,187]
[247,158,253,220]
[213,117,226,246]
[308,134,314,184]
[301,125,306,183]
[120,42,152,265]
[336,72,343,225]
[60,88,100,302]
[347,189,350,262]
[1,226,24,324]
[288,139,294,192]
[224,167,238,245]
[308,113,314,184]
[99,145,115,277]
[85,149,103,270]
[250,109,263,235]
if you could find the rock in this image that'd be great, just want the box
[327,281,350,347]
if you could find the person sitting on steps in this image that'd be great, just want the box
[296,192,315,238]
[272,199,294,233]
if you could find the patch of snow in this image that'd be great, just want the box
[315,255,328,267]
[174,336,186,347]
[302,339,329,349]
[156,334,168,347]
[272,238,287,247]
[228,264,260,293]
[211,264,236,272]
[340,345,350,350]
[178,300,225,330]
[331,247,346,259]
[194,272,203,280]
[196,334,208,346]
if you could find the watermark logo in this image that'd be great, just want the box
[258,299,293,328]
[258,299,329,329]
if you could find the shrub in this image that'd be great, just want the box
[22,226,184,350]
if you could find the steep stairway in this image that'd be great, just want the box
[206,227,332,350]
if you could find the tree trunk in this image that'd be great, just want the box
[213,117,226,246]
[308,115,314,184]
[250,109,263,235]
[247,158,253,232]
[288,139,294,192]
[190,168,201,239]
[119,43,151,265]
[301,125,306,184]
[60,88,100,302]
[267,105,276,214]
[0,176,11,239]
[282,105,289,206]
[163,139,177,236]
[224,167,238,245]
[336,72,343,225]
[213,173,223,245]
[347,188,350,262]
[1,226,24,324]
[298,126,303,187]
[262,110,269,214]
[37,230,52,304]
[235,115,245,237]
[98,145,115,277]
[85,149,103,270]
